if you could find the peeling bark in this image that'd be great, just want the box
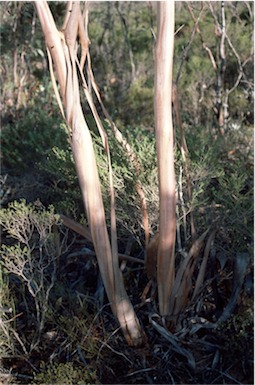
[34,1,144,347]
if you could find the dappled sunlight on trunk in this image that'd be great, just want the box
[35,0,144,346]
[154,2,176,316]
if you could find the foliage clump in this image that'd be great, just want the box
[32,361,99,385]
[0,268,16,357]
[0,201,105,384]
[0,200,65,350]
[2,107,67,172]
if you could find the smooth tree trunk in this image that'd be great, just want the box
[154,2,176,316]
[34,1,144,347]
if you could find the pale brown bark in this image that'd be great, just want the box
[154,2,176,316]
[34,1,144,347]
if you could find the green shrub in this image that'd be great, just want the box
[181,123,253,252]
[0,268,16,357]
[0,200,67,350]
[32,362,100,385]
[2,106,67,172]
[0,200,103,381]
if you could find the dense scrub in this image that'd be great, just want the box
[0,2,253,384]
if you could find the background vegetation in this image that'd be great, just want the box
[0,2,253,384]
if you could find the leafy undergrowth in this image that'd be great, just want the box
[0,201,253,385]
[1,106,253,384]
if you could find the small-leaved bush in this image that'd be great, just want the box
[173,122,253,253]
[2,106,67,172]
[32,361,100,385]
[0,268,16,357]
[0,200,68,350]
[0,200,105,382]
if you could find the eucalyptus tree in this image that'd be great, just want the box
[34,1,199,346]
[34,1,145,347]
